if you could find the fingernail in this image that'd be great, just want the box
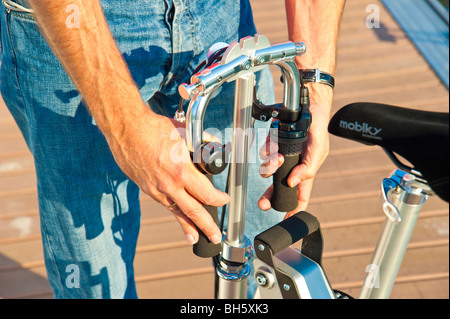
[222,192,231,202]
[290,178,300,187]
[186,234,196,245]
[258,199,271,211]
[209,234,222,244]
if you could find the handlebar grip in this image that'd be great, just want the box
[192,174,222,258]
[254,210,320,257]
[271,136,307,212]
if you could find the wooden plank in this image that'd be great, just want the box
[136,272,214,299]
[382,0,449,87]
[324,245,449,299]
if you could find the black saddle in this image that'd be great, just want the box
[328,102,449,202]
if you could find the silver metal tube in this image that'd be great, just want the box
[274,60,301,112]
[186,94,207,153]
[253,41,303,66]
[359,189,426,299]
[225,73,255,246]
[192,55,250,92]
[253,41,304,112]
[216,265,250,299]
[185,87,219,153]
[217,277,247,299]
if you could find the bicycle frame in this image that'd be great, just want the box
[359,168,433,298]
[177,34,436,299]
[179,34,306,299]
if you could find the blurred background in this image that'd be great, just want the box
[0,0,448,299]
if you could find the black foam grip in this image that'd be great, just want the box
[255,211,320,257]
[192,175,222,258]
[271,153,301,212]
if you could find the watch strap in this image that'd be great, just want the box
[299,69,335,89]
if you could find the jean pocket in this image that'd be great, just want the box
[1,9,25,101]
[0,9,30,135]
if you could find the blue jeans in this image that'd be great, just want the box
[0,0,283,298]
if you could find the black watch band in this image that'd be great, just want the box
[299,69,335,89]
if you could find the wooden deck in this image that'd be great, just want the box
[0,0,448,299]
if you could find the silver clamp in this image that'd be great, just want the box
[381,169,434,223]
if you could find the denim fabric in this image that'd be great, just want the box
[0,0,283,298]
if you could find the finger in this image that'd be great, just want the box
[286,163,313,188]
[259,136,279,161]
[286,142,328,188]
[172,190,222,244]
[203,131,221,144]
[169,205,199,244]
[143,184,174,208]
[284,178,314,220]
[258,184,273,211]
[259,153,284,178]
[184,169,230,207]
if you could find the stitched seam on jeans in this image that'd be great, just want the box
[184,0,198,55]
[9,10,33,21]
[40,221,68,298]
[170,1,181,80]
[166,0,196,85]
[159,1,174,89]
[4,12,28,116]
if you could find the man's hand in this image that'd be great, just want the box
[27,0,228,244]
[258,86,332,218]
[108,108,229,245]
[258,0,345,218]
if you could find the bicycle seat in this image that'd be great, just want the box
[328,102,449,202]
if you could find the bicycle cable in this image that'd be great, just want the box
[176,47,228,115]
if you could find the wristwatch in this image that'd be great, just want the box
[299,69,335,89]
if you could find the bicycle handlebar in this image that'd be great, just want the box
[179,35,308,258]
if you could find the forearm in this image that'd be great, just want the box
[27,0,147,143]
[285,0,345,73]
[285,0,345,108]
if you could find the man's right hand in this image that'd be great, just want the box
[107,109,229,245]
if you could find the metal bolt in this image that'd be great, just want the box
[258,56,265,64]
[295,42,306,56]
[242,61,251,70]
[271,110,279,118]
[256,274,268,287]
[402,173,415,183]
[214,158,223,168]
[283,284,290,291]
[260,114,267,121]
[258,244,265,251]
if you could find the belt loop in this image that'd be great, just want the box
[2,0,34,14]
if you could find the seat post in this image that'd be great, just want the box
[359,169,433,299]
